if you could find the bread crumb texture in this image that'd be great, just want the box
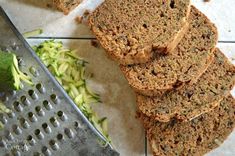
[89,0,191,64]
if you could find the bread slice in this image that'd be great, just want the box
[137,48,235,122]
[53,0,82,15]
[120,6,218,96]
[88,0,191,65]
[138,95,235,156]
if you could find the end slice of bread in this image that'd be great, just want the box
[88,0,191,65]
[137,48,235,122]
[138,95,235,156]
[120,6,218,96]
[53,0,82,15]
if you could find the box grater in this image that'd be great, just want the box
[0,7,119,156]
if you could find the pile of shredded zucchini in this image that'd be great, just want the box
[33,40,110,143]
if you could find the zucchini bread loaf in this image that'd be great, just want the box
[138,95,235,156]
[137,48,235,122]
[88,0,191,65]
[53,0,82,15]
[120,6,218,96]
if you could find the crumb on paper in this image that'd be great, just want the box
[91,40,100,48]
[76,16,83,24]
[204,0,210,2]
[83,10,91,18]
[75,10,91,24]
[46,3,52,8]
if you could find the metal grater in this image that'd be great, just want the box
[0,7,119,156]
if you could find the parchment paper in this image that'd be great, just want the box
[1,0,235,40]
[0,0,234,155]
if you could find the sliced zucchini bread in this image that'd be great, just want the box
[88,0,191,65]
[137,48,235,122]
[120,6,218,96]
[53,0,82,15]
[138,95,235,156]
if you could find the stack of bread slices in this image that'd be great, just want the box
[88,0,235,155]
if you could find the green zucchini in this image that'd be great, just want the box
[0,51,32,91]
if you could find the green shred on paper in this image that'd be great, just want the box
[33,40,111,144]
[23,29,43,38]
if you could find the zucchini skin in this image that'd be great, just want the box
[0,51,19,90]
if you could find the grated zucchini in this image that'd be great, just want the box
[33,40,111,143]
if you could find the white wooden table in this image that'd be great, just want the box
[0,0,234,155]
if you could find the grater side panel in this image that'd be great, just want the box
[0,7,119,156]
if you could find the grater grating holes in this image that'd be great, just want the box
[49,117,59,127]
[42,146,51,156]
[27,135,32,141]
[28,112,37,122]
[0,114,7,124]
[35,106,45,116]
[56,133,63,141]
[42,123,51,133]
[9,90,16,96]
[0,15,118,156]
[19,117,29,129]
[1,53,108,156]
[27,135,35,146]
[7,111,15,118]
[74,121,79,128]
[50,94,59,104]
[2,95,8,102]
[20,96,30,106]
[28,90,38,100]
[34,129,44,140]
[12,124,22,135]
[43,100,52,110]
[0,136,6,147]
[64,128,74,139]
[57,111,66,121]
[11,149,21,156]
[13,101,23,112]
[49,139,59,151]
[5,130,14,140]
[11,44,19,51]
[17,57,24,66]
[33,152,42,156]
[36,83,45,94]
